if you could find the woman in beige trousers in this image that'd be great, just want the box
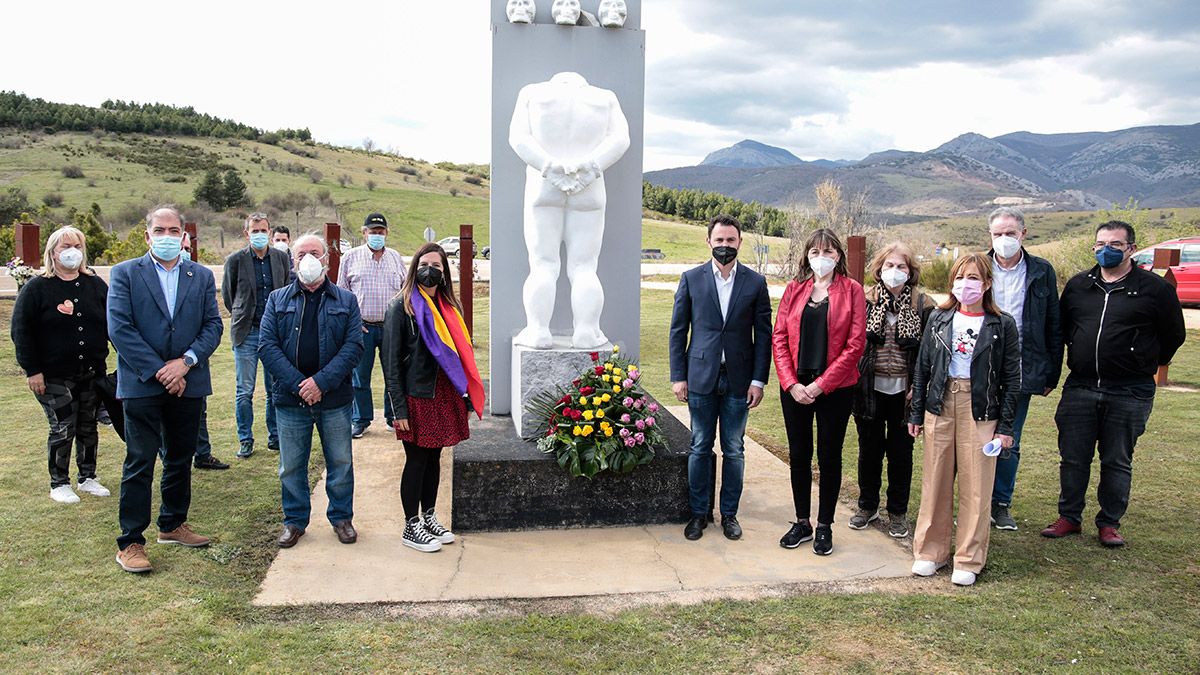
[907,253,1021,586]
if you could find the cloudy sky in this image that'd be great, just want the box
[6,1,1199,170]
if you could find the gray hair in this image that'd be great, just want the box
[244,212,270,231]
[145,204,185,230]
[293,232,328,257]
[41,226,95,278]
[987,206,1026,231]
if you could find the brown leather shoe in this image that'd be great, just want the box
[157,523,211,548]
[116,543,153,573]
[333,520,357,544]
[1098,526,1126,547]
[1040,517,1082,538]
[277,525,305,548]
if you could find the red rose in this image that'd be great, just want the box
[590,352,600,361]
[594,366,605,375]
[580,386,595,395]
[572,378,582,387]
[558,394,572,405]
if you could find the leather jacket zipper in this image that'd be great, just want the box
[1092,279,1126,388]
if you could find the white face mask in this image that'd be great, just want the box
[273,241,290,253]
[993,235,1022,259]
[297,254,325,285]
[809,255,836,278]
[881,268,909,289]
[57,247,84,270]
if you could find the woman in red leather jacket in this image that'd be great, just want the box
[772,228,866,556]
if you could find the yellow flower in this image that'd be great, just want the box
[583,425,594,436]
[579,396,587,405]
[603,374,612,383]
[582,409,595,421]
[602,393,611,402]
[613,367,623,377]
[613,385,622,394]
[604,428,614,437]
[592,396,602,406]
[604,362,613,372]
[596,410,605,419]
[573,426,582,436]
[612,345,620,353]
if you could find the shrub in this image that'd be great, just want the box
[449,188,458,197]
[86,179,96,187]
[308,168,323,184]
[337,174,352,187]
[395,165,417,176]
[61,164,84,178]
[464,175,483,186]
[164,175,187,183]
[366,180,377,191]
[921,255,953,293]
[42,192,65,207]
[315,188,332,205]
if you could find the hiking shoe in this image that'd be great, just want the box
[888,514,909,538]
[991,503,1018,531]
[403,516,442,552]
[779,521,813,549]
[911,560,944,577]
[951,569,977,586]
[50,485,80,504]
[236,442,254,459]
[116,544,152,573]
[267,440,280,453]
[1098,526,1126,548]
[351,424,367,439]
[1040,517,1082,538]
[848,507,879,530]
[194,455,230,470]
[423,509,455,544]
[813,525,833,556]
[157,523,211,548]
[77,478,111,497]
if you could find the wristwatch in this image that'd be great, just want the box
[183,354,197,368]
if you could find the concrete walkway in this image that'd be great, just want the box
[253,407,913,606]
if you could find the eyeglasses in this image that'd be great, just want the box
[1092,241,1133,252]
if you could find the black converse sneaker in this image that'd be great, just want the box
[403,516,442,553]
[423,509,455,544]
[780,521,814,549]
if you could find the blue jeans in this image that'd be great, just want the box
[276,403,355,529]
[351,324,393,428]
[686,370,749,518]
[234,329,278,447]
[991,392,1032,505]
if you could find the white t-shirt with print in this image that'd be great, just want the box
[950,311,985,378]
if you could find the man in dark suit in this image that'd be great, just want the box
[669,214,772,541]
[222,212,292,459]
[108,206,224,573]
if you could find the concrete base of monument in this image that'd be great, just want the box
[510,337,613,438]
[253,405,915,607]
[452,393,691,532]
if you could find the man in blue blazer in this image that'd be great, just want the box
[669,215,772,541]
[108,206,224,573]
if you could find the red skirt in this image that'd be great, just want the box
[395,369,470,448]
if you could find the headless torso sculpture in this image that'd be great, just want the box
[509,72,630,349]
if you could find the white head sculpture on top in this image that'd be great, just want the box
[598,0,628,28]
[551,0,581,25]
[506,0,536,23]
[508,72,631,349]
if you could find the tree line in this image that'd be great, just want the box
[0,91,311,143]
[642,182,788,236]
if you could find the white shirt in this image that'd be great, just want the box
[992,254,1026,342]
[710,260,765,390]
[950,311,985,379]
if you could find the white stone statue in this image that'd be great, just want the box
[551,0,580,25]
[508,72,630,349]
[598,0,627,28]
[506,0,536,23]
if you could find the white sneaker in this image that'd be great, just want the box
[951,570,977,586]
[422,509,456,544]
[50,485,80,504]
[402,516,442,553]
[911,560,944,577]
[77,478,111,497]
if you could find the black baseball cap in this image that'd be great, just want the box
[364,213,388,229]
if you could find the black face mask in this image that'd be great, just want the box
[712,245,738,265]
[416,266,443,288]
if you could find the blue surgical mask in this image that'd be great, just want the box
[150,235,182,261]
[249,232,269,250]
[1095,245,1125,269]
[366,234,386,251]
[180,249,192,262]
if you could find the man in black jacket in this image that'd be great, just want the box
[1042,220,1186,547]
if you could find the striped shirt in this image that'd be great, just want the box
[337,245,406,322]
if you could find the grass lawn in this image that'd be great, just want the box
[0,289,1197,672]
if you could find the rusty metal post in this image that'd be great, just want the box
[324,222,342,283]
[184,222,199,262]
[1152,247,1181,270]
[15,222,40,267]
[1156,267,1180,386]
[847,235,867,284]
[459,224,474,335]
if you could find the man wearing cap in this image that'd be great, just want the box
[337,213,406,438]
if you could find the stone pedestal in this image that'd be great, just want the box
[511,338,612,438]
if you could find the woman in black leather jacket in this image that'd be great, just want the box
[907,253,1020,587]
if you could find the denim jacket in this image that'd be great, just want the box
[259,279,364,409]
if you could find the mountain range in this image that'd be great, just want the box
[646,123,1200,216]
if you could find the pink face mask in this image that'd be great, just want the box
[952,278,984,306]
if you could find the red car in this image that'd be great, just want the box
[1132,237,1200,306]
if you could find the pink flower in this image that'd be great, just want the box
[622,378,633,388]
[624,437,636,447]
[619,428,630,438]
[629,370,640,380]
[645,416,655,427]
[620,413,631,423]
[632,399,644,409]
[622,397,634,407]
[634,432,645,444]
[648,402,659,412]
[635,419,646,431]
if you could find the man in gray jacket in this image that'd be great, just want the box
[222,212,292,459]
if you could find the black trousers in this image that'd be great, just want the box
[780,385,853,525]
[854,391,914,515]
[117,395,203,549]
[34,374,100,488]
[400,442,442,521]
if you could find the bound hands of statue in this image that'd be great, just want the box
[544,162,582,194]
[157,358,189,397]
[298,377,323,405]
